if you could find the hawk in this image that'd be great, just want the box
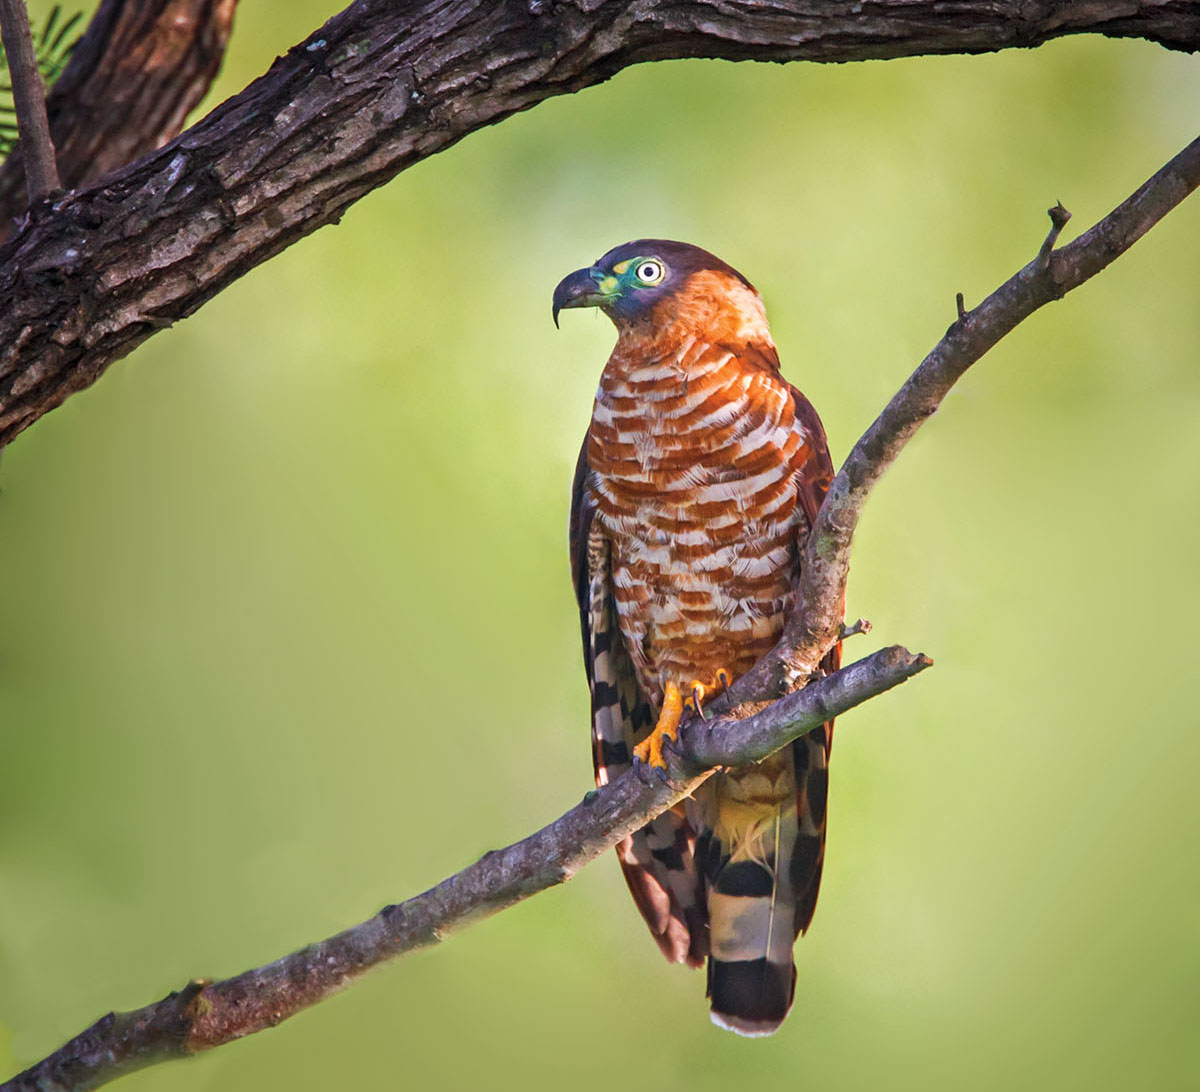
[555,240,841,1036]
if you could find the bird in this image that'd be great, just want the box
[555,239,841,1036]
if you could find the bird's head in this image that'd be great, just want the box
[552,239,764,342]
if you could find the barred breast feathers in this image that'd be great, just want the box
[584,267,815,712]
[589,278,807,530]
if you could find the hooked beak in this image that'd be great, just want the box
[552,266,616,328]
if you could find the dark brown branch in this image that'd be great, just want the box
[1,646,929,1092]
[0,0,239,237]
[0,0,60,200]
[723,134,1200,706]
[2,0,1200,446]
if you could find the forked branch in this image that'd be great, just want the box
[724,133,1200,707]
[5,134,1199,1089]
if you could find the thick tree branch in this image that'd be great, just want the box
[0,0,60,201]
[0,646,929,1092]
[0,0,239,238]
[2,0,1200,446]
[723,133,1200,706]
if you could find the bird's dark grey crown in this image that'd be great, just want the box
[596,239,754,291]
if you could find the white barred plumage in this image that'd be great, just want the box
[561,240,841,1036]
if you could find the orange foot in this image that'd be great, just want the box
[633,669,734,773]
[633,681,683,773]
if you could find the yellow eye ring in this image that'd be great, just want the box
[635,259,665,285]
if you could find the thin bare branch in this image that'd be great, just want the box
[2,0,1200,446]
[0,0,59,200]
[723,133,1200,706]
[682,645,930,769]
[0,0,240,238]
[1,646,928,1092]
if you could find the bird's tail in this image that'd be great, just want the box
[697,727,829,1036]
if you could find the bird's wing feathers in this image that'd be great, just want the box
[787,383,841,934]
[569,441,708,967]
[789,384,835,535]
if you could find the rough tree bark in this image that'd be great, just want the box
[1,0,1199,446]
[0,0,239,237]
[4,134,1199,1087]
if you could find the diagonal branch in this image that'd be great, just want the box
[723,132,1200,707]
[0,645,929,1092]
[2,0,1200,446]
[0,0,60,201]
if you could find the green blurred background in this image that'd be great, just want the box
[3,4,1200,1089]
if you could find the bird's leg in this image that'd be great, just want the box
[633,669,735,771]
[633,681,684,772]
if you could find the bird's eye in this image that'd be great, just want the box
[635,260,665,285]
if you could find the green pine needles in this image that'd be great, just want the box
[0,4,83,157]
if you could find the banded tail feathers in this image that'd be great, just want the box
[697,729,829,1036]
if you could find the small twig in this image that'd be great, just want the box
[955,291,966,320]
[0,0,60,201]
[839,617,872,640]
[1037,201,1072,269]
